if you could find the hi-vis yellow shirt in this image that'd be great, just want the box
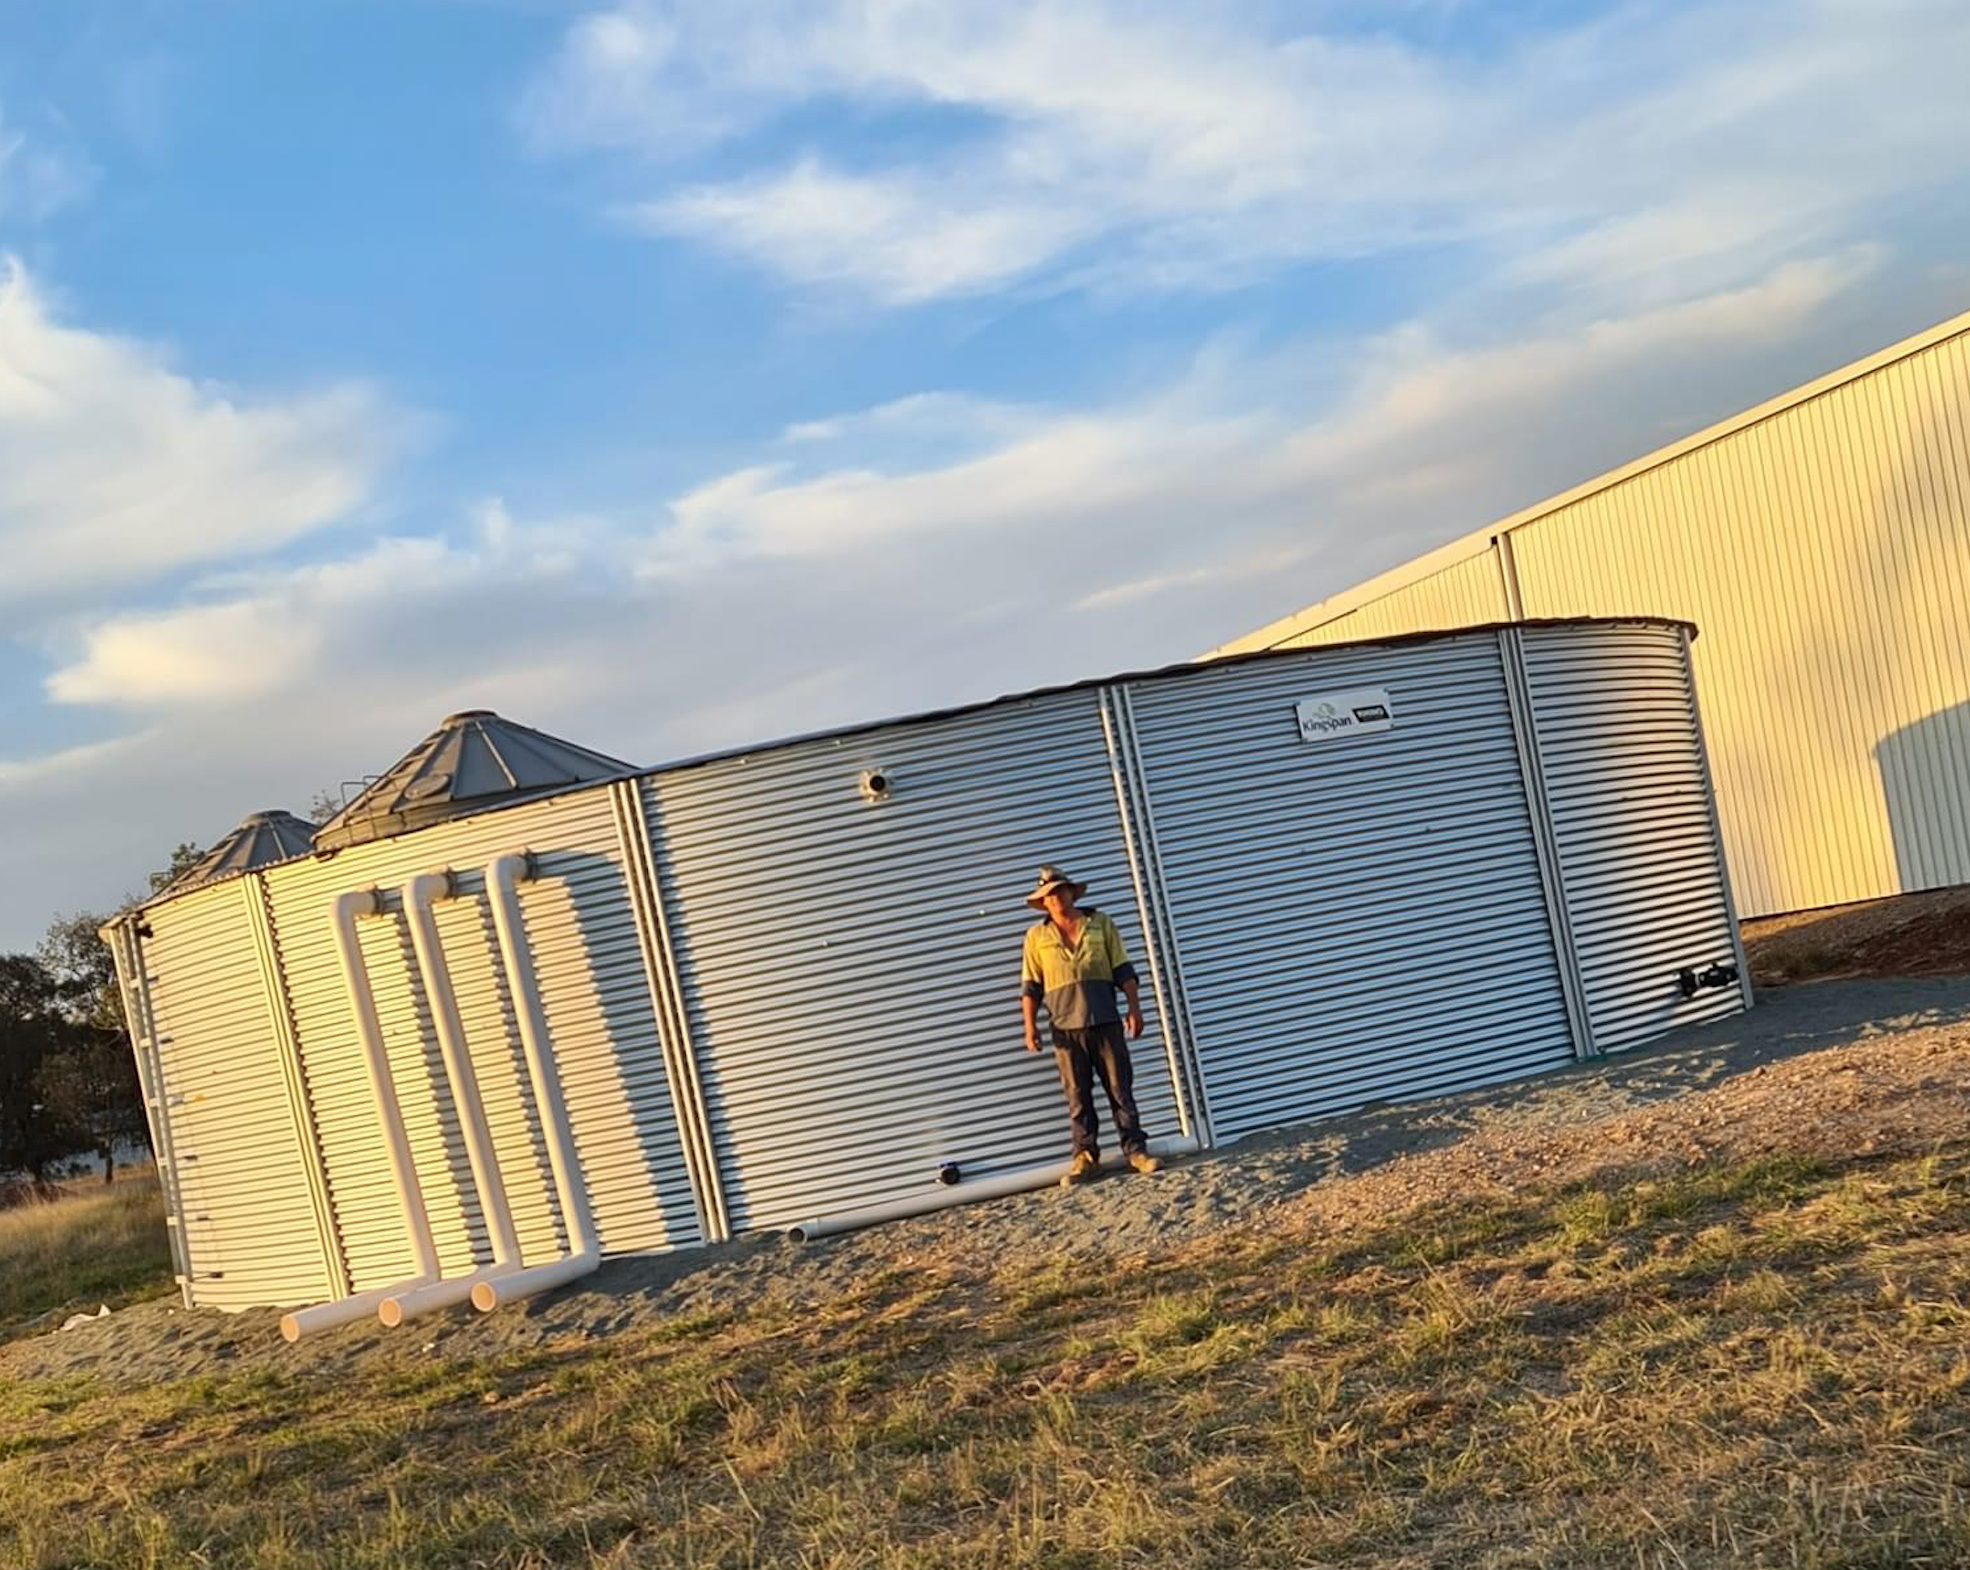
[1020,908,1138,1030]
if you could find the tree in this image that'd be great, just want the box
[147,842,204,896]
[34,912,150,1180]
[2,841,212,1184]
[34,1028,146,1184]
[308,786,347,826]
[0,955,76,1183]
[39,911,124,1033]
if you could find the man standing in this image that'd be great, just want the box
[1020,865,1161,1186]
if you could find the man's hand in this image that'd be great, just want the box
[1124,1007,1144,1040]
[1024,1031,1042,1054]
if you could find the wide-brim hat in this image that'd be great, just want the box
[1026,865,1087,908]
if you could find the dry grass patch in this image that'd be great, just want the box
[0,1173,174,1344]
[6,1147,1970,1567]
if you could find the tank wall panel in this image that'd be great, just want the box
[646,692,1182,1233]
[260,787,701,1297]
[1521,623,1745,1050]
[140,880,331,1309]
[1126,635,1577,1141]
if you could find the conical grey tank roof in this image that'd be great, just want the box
[161,810,317,897]
[313,709,633,851]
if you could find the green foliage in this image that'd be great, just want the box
[20,913,147,1181]
[308,786,347,826]
[32,1029,146,1180]
[35,912,123,1033]
[3,910,151,1183]
[146,841,205,896]
[0,955,76,1183]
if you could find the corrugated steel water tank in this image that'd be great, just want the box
[105,617,1749,1314]
[1124,629,1579,1140]
[641,689,1189,1235]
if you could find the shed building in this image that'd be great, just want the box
[104,618,1747,1326]
[1214,307,1970,919]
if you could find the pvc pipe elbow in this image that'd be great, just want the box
[331,888,382,922]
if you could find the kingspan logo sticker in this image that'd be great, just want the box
[1295,688,1396,743]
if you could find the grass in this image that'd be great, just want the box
[6,1147,1970,1567]
[0,1171,176,1344]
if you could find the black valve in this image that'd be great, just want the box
[1677,959,1739,998]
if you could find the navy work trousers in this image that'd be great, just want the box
[1051,1021,1147,1158]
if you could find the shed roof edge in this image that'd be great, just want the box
[1211,302,1970,656]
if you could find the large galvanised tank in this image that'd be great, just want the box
[104,618,1748,1326]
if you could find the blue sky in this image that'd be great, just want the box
[3,0,1969,947]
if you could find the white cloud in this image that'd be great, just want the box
[0,103,96,221]
[0,259,408,609]
[42,514,627,708]
[782,390,1030,447]
[0,730,147,789]
[650,397,1283,576]
[1283,252,1883,491]
[48,599,315,706]
[644,155,1090,305]
[10,249,1945,945]
[45,251,1879,723]
[527,0,1970,306]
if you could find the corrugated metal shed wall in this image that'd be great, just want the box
[1511,331,1970,916]
[644,692,1184,1232]
[1125,635,1579,1141]
[260,788,702,1298]
[1280,550,1509,649]
[139,879,333,1309]
[1520,623,1748,1050]
[1227,315,1970,918]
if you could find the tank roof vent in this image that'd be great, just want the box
[313,710,634,851]
[159,810,317,897]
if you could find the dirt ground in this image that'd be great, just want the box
[1743,882,1970,985]
[10,969,1970,1391]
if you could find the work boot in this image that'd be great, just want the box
[1060,1150,1099,1188]
[1126,1149,1161,1175]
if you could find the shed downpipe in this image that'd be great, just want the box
[280,889,442,1342]
[378,872,523,1327]
[471,852,600,1312]
[786,1135,1201,1243]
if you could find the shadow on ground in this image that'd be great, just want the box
[14,973,1970,1384]
[552,974,1970,1329]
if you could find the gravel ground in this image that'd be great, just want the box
[10,974,1970,1389]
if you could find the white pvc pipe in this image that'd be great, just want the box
[470,1251,598,1312]
[380,871,522,1328]
[786,1135,1201,1243]
[280,888,441,1342]
[473,853,599,1312]
[281,1285,407,1342]
[382,1265,505,1324]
